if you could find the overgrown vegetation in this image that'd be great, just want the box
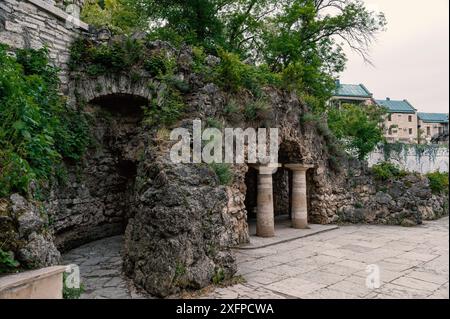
[81,0,144,35]
[382,142,442,163]
[212,267,225,285]
[327,103,386,160]
[62,272,85,299]
[426,171,449,195]
[74,1,388,166]
[69,37,146,76]
[70,37,187,127]
[0,248,19,274]
[0,46,90,197]
[81,0,386,106]
[371,162,408,181]
[210,163,233,185]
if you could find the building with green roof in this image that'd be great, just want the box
[375,98,417,114]
[417,112,449,143]
[330,81,375,106]
[376,98,418,143]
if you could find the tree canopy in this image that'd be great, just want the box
[82,0,386,101]
[327,103,386,159]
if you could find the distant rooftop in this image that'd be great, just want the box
[417,112,449,123]
[333,81,372,98]
[375,98,416,114]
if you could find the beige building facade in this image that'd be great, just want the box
[376,98,418,143]
[417,113,449,143]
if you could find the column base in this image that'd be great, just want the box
[256,227,275,238]
[292,218,309,229]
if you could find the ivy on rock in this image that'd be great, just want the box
[0,45,89,197]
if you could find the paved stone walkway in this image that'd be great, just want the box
[63,217,449,299]
[62,236,148,299]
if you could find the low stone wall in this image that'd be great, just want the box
[0,265,66,299]
[368,145,449,174]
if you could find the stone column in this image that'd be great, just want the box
[285,164,314,229]
[253,164,281,237]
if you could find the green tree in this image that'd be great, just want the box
[106,0,385,100]
[260,0,386,101]
[81,0,144,34]
[327,103,386,159]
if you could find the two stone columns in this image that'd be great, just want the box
[252,164,313,237]
[285,164,314,229]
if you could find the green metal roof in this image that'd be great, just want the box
[375,99,416,113]
[417,112,449,123]
[334,83,372,98]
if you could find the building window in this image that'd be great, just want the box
[409,128,413,135]
[388,114,392,121]
[388,128,392,135]
[408,115,412,122]
[427,127,431,135]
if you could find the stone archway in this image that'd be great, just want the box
[244,166,258,221]
[54,86,150,250]
[69,75,152,107]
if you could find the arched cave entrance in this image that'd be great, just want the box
[244,166,258,221]
[54,93,148,250]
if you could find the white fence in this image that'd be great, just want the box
[368,145,449,174]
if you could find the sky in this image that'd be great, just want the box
[340,0,449,113]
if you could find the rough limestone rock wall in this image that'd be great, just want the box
[0,2,448,295]
[0,0,88,89]
[0,194,60,268]
[119,79,332,296]
[310,158,449,226]
[47,101,146,251]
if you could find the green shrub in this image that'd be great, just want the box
[300,112,321,125]
[212,267,225,285]
[371,162,408,181]
[62,272,84,299]
[210,163,232,185]
[214,49,277,97]
[244,99,270,122]
[0,249,19,274]
[224,99,239,114]
[206,117,222,129]
[81,0,143,35]
[144,53,170,77]
[69,37,145,76]
[426,171,449,195]
[144,85,184,127]
[0,46,89,197]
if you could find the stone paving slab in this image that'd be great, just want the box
[204,217,449,299]
[240,219,339,249]
[63,217,449,299]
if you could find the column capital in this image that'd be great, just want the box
[284,164,315,171]
[249,163,282,175]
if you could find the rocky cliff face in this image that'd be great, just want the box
[312,159,449,226]
[0,38,448,296]
[0,194,60,269]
